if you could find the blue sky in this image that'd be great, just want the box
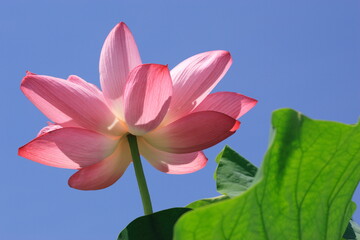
[1,0,360,239]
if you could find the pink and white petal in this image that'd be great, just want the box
[22,74,75,127]
[67,75,103,97]
[21,74,126,136]
[138,138,207,174]
[165,51,232,123]
[24,73,95,128]
[37,123,63,136]
[18,127,119,169]
[68,139,131,190]
[144,111,240,154]
[124,64,172,135]
[192,92,258,119]
[99,22,142,119]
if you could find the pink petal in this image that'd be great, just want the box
[67,75,103,96]
[68,139,131,190]
[192,92,258,119]
[165,51,232,123]
[26,71,37,76]
[37,123,63,136]
[99,22,142,119]
[138,138,207,174]
[144,111,240,154]
[21,74,126,136]
[22,74,75,127]
[124,64,172,135]
[18,127,118,169]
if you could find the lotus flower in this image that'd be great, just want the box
[18,22,257,190]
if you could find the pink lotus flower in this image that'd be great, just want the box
[18,22,257,190]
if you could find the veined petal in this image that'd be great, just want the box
[138,138,207,174]
[192,92,258,119]
[24,72,80,127]
[67,75,103,97]
[99,22,142,119]
[68,139,131,190]
[124,64,172,135]
[18,128,119,169]
[144,111,240,154]
[21,74,126,136]
[37,123,63,136]
[165,51,232,123]
[22,73,76,127]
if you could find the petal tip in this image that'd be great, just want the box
[26,71,36,76]
[117,21,126,27]
[231,120,241,132]
[68,173,96,191]
[217,50,232,65]
[66,75,77,81]
[166,152,208,174]
[247,97,258,108]
[20,75,30,85]
[68,174,82,190]
[114,21,130,32]
[20,74,38,89]
[139,63,168,69]
[245,97,258,113]
[213,50,232,59]
[17,145,25,157]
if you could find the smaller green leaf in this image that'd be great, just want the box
[118,208,191,240]
[186,195,230,209]
[215,145,258,197]
[187,146,257,209]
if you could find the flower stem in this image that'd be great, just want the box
[127,134,153,215]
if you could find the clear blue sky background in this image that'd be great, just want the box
[1,0,359,239]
